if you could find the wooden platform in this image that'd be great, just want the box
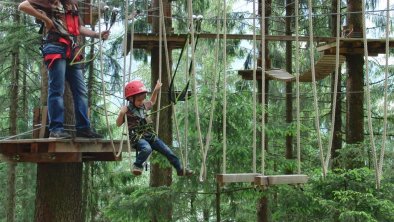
[216,173,308,187]
[238,54,346,83]
[317,38,394,56]
[298,54,346,82]
[0,138,132,163]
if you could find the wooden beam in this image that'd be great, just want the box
[0,139,133,155]
[216,173,261,186]
[0,153,82,163]
[132,33,394,43]
[254,174,309,186]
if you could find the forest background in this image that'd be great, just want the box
[0,0,394,221]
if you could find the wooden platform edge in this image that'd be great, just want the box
[216,173,309,187]
[216,173,261,186]
[255,174,309,186]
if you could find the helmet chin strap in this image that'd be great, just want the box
[131,96,137,108]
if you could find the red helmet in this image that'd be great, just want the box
[124,80,148,98]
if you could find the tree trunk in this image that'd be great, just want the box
[35,163,83,222]
[257,196,269,222]
[346,0,364,145]
[149,0,174,221]
[35,55,83,222]
[6,5,21,221]
[6,162,16,222]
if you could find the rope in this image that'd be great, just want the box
[184,0,206,181]
[362,0,379,189]
[96,0,120,158]
[222,0,228,174]
[123,0,134,171]
[378,0,390,189]
[0,125,44,141]
[323,0,341,172]
[307,0,326,177]
[158,0,186,171]
[294,0,301,174]
[261,0,266,175]
[183,44,190,172]
[198,9,221,181]
[252,0,257,174]
[154,0,163,134]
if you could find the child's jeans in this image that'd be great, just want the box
[134,135,182,172]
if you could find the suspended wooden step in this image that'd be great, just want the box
[298,54,346,82]
[216,173,308,187]
[254,174,308,186]
[238,55,346,83]
[0,138,131,163]
[216,173,261,186]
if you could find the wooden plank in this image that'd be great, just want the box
[317,42,337,52]
[39,106,48,138]
[0,139,133,153]
[216,173,261,186]
[255,174,309,186]
[0,153,82,163]
[82,153,122,162]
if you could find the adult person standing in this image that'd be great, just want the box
[19,0,109,138]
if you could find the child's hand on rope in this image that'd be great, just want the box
[154,80,162,91]
[120,106,128,114]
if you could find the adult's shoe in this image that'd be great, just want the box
[49,131,72,139]
[76,128,103,138]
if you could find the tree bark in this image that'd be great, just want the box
[6,5,21,221]
[149,0,174,221]
[35,163,83,222]
[346,0,364,145]
[257,196,269,222]
[35,47,83,222]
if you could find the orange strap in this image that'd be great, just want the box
[65,12,80,36]
[44,54,62,69]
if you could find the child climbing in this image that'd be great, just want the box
[116,80,193,176]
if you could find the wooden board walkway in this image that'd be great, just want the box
[239,54,346,83]
[216,173,308,187]
[0,138,132,163]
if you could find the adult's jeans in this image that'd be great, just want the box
[134,136,182,171]
[43,43,90,132]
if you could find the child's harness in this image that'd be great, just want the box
[126,105,156,144]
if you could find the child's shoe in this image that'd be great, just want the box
[132,165,143,176]
[177,169,194,176]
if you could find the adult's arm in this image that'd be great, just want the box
[80,26,110,40]
[18,1,54,30]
